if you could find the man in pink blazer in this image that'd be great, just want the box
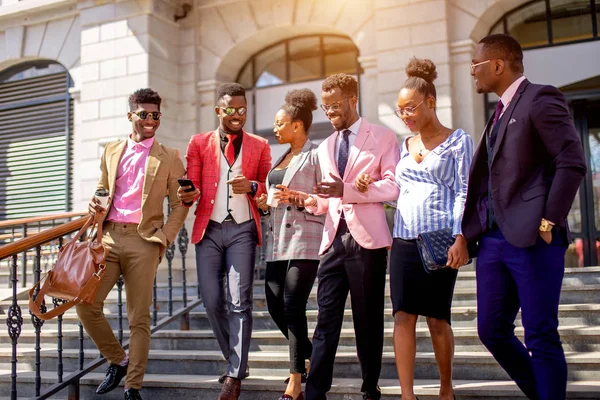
[291,74,400,400]
[180,83,271,400]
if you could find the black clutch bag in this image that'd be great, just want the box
[416,227,478,274]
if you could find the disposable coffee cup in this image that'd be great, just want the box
[266,185,280,208]
[94,188,109,210]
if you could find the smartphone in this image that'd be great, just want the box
[177,178,196,193]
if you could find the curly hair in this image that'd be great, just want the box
[403,57,438,99]
[479,34,524,74]
[322,73,359,97]
[216,82,246,104]
[128,88,161,111]
[280,88,318,132]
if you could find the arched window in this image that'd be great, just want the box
[237,34,360,89]
[489,0,599,50]
[236,34,360,141]
[0,60,73,220]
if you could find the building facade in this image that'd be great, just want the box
[0,0,599,264]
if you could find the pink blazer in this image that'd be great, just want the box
[310,119,400,254]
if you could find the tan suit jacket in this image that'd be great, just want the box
[97,139,189,255]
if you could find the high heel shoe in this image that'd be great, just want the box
[278,393,304,400]
[283,373,307,384]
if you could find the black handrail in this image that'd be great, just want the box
[0,208,197,400]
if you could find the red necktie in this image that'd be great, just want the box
[225,134,235,165]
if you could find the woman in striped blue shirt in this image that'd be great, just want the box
[359,58,474,400]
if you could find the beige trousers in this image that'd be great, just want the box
[76,222,160,390]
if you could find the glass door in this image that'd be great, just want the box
[567,99,600,267]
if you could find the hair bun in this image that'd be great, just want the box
[285,89,318,111]
[405,58,438,83]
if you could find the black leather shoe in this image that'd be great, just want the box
[96,363,128,394]
[218,366,249,384]
[124,388,142,400]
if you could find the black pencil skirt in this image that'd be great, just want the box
[389,237,458,323]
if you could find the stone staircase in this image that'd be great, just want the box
[1,266,600,399]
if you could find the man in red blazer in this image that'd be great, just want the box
[180,83,271,400]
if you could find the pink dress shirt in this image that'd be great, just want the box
[107,136,154,224]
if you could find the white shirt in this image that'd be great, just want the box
[498,76,527,118]
[335,117,362,160]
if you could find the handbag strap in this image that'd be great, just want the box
[28,266,107,320]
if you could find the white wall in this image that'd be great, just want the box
[524,41,600,88]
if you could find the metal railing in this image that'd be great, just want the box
[0,210,200,400]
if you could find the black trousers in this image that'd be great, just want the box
[265,259,319,374]
[305,220,387,400]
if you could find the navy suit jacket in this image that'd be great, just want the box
[462,79,587,248]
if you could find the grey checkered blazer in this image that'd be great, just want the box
[263,139,325,262]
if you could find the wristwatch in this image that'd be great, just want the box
[249,181,258,197]
[539,218,554,232]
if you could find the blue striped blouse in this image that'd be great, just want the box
[393,128,474,239]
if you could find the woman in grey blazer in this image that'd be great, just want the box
[256,89,324,400]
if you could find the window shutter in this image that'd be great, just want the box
[0,72,72,220]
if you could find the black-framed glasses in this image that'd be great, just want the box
[320,98,352,113]
[218,106,247,116]
[394,99,425,118]
[132,111,161,121]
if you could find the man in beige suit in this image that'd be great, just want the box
[79,88,192,400]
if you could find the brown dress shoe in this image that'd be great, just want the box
[218,377,241,400]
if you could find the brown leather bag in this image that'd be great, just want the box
[29,214,107,320]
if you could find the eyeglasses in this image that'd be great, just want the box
[132,111,161,121]
[394,100,424,118]
[320,98,352,113]
[218,106,247,116]
[470,59,491,73]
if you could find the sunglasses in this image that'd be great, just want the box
[394,99,425,118]
[132,111,161,121]
[218,106,247,116]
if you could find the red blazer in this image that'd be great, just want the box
[185,129,271,245]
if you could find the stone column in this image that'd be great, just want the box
[450,39,484,141]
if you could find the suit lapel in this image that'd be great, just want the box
[210,130,221,182]
[491,80,529,165]
[241,130,250,178]
[108,141,127,195]
[325,134,337,178]
[343,120,370,180]
[282,139,313,187]
[141,141,164,208]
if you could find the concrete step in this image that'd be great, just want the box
[13,303,600,332]
[2,371,600,399]
[8,325,600,354]
[3,266,599,297]
[7,281,600,318]
[3,347,600,382]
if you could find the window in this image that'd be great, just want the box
[0,61,73,219]
[489,0,599,49]
[237,34,360,89]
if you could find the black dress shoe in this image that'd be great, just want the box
[124,388,142,400]
[218,366,249,383]
[96,362,128,394]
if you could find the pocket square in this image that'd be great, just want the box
[509,118,517,125]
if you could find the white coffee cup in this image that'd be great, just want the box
[94,189,110,210]
[266,185,280,207]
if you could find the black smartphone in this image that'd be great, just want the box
[177,178,196,192]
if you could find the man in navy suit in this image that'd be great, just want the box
[462,34,586,400]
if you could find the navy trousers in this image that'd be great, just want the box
[476,228,567,400]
